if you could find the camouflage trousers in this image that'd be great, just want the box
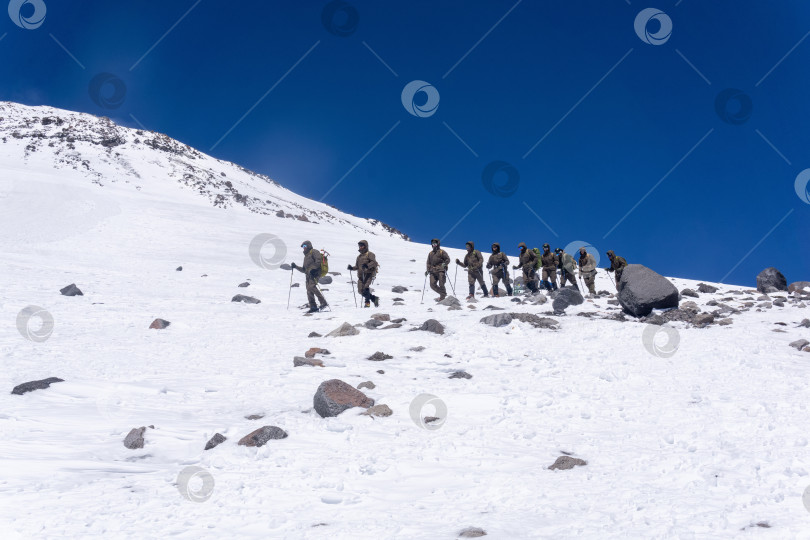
[467,268,487,294]
[429,271,447,297]
[306,274,327,307]
[582,271,596,294]
[491,269,512,296]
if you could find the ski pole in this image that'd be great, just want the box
[605,268,616,288]
[453,264,458,294]
[349,268,358,308]
[420,272,428,304]
[286,268,294,309]
[446,269,456,297]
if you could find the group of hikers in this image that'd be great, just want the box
[290,238,627,312]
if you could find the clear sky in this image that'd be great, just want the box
[2,0,809,286]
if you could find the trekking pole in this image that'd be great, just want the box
[605,268,616,288]
[446,269,456,297]
[286,268,294,309]
[349,269,358,308]
[421,271,429,304]
[453,264,459,294]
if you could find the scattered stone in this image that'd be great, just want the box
[681,288,699,298]
[11,377,64,395]
[391,286,408,293]
[294,357,324,367]
[788,281,810,294]
[757,267,788,293]
[364,319,384,329]
[680,301,699,313]
[245,414,264,420]
[717,318,733,326]
[393,301,405,306]
[305,347,330,358]
[238,426,288,447]
[549,455,587,470]
[482,305,504,310]
[204,433,226,451]
[773,300,785,307]
[438,296,461,307]
[319,276,333,285]
[371,313,390,322]
[697,283,718,293]
[60,283,83,296]
[789,339,810,351]
[357,381,376,390]
[480,313,558,330]
[124,427,146,449]
[232,294,260,304]
[176,266,183,271]
[381,323,402,329]
[416,319,445,335]
[798,319,810,328]
[238,282,250,288]
[449,370,472,379]
[362,404,392,417]
[617,264,679,317]
[531,294,548,305]
[424,416,441,424]
[607,299,619,305]
[377,370,384,374]
[458,527,487,538]
[368,351,393,361]
[291,283,300,288]
[409,346,425,352]
[308,332,322,338]
[313,379,374,417]
[327,322,360,337]
[149,318,170,330]
[694,313,715,326]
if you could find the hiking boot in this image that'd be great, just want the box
[372,296,380,307]
[306,305,319,313]
[319,303,329,311]
[364,301,371,308]
[465,294,474,301]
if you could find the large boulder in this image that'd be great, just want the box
[756,267,788,293]
[617,264,679,317]
[313,379,374,417]
[550,287,584,312]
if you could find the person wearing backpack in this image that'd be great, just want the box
[291,240,328,313]
[605,250,627,290]
[425,238,450,301]
[539,243,559,291]
[578,246,597,295]
[348,239,379,308]
[486,243,512,297]
[455,241,488,301]
[513,242,539,293]
[555,247,579,291]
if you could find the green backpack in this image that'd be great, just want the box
[320,249,329,277]
[532,248,542,269]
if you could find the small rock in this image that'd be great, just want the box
[371,313,390,322]
[176,266,183,271]
[308,332,322,337]
[319,276,333,285]
[238,282,250,288]
[717,318,733,326]
[798,319,810,328]
[149,318,170,330]
[305,347,330,358]
[391,286,408,293]
[694,313,715,326]
[291,283,300,288]
[697,283,717,293]
[449,370,472,379]
[381,323,402,329]
[549,455,587,470]
[204,433,226,450]
[409,346,425,352]
[789,339,810,351]
[680,301,699,313]
[757,267,788,293]
[377,370,384,374]
[416,319,445,335]
[124,427,146,449]
[313,379,374,417]
[60,283,83,296]
[245,414,264,420]
[362,404,392,417]
[232,294,260,304]
[11,377,64,395]
[482,305,504,310]
[458,527,487,538]
[294,357,324,367]
[681,288,699,298]
[368,351,393,361]
[238,426,288,447]
[357,381,376,390]
[438,296,461,307]
[364,319,384,329]
[327,322,360,337]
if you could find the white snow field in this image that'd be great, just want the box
[1,103,809,539]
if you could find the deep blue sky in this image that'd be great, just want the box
[3,0,809,286]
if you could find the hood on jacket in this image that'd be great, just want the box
[465,241,474,250]
[431,238,441,249]
[606,250,615,258]
[491,243,500,252]
[358,239,368,250]
[301,240,313,252]
[518,242,528,250]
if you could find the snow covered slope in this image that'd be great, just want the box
[1,102,809,539]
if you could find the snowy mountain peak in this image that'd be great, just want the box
[0,101,409,240]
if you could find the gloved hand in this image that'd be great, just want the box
[347,264,353,271]
[486,263,492,269]
[424,270,429,276]
[291,262,297,269]
[455,259,462,265]
[361,264,368,270]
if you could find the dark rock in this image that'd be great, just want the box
[377,370,384,374]
[680,301,699,313]
[409,346,425,352]
[232,294,260,304]
[416,319,445,335]
[357,381,375,390]
[449,370,472,379]
[368,351,393,361]
[176,266,182,271]
[319,276,333,285]
[238,282,250,288]
[717,318,733,326]
[371,313,390,322]
[392,298,404,302]
[617,264,679,317]
[694,313,715,326]
[549,455,587,470]
[458,527,487,538]
[327,322,360,337]
[550,287,584,306]
[798,319,810,328]
[11,377,64,395]
[697,283,718,294]
[294,356,324,367]
[149,318,170,329]
[364,319,384,329]
[391,286,408,293]
[291,283,300,288]
[60,283,83,296]
[788,281,810,293]
[757,267,788,293]
[382,323,402,329]
[482,305,504,310]
[204,433,226,450]
[438,296,461,308]
[245,414,264,420]
[124,427,146,449]
[238,426,288,447]
[313,379,374,417]
[790,339,810,351]
[480,313,558,330]
[681,288,699,298]
[773,300,785,307]
[308,332,322,337]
